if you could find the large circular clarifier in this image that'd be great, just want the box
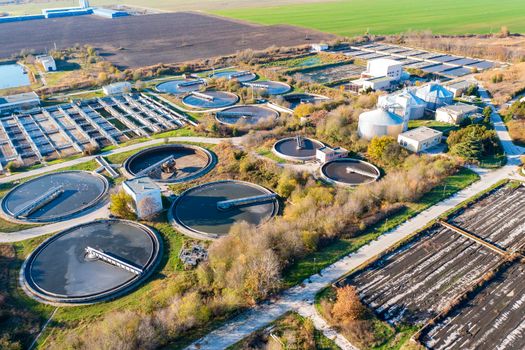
[123,144,215,183]
[1,171,108,223]
[169,180,279,239]
[283,93,329,109]
[272,136,324,162]
[210,70,257,82]
[320,158,380,186]
[156,79,204,94]
[244,80,291,95]
[21,220,162,305]
[182,90,239,109]
[215,105,279,126]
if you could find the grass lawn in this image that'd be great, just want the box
[282,167,479,287]
[256,146,286,163]
[215,0,525,36]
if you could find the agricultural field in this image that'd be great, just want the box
[216,0,525,36]
[0,12,333,68]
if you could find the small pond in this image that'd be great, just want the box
[0,64,31,89]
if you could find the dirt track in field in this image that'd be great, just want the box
[0,12,335,68]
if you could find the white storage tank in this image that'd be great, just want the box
[358,108,404,140]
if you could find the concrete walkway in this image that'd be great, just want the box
[296,301,358,350]
[0,203,110,243]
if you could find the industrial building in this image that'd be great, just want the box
[445,80,475,98]
[358,108,405,140]
[365,58,403,80]
[377,89,427,120]
[123,176,163,219]
[311,43,329,52]
[435,103,479,124]
[103,82,132,95]
[350,58,403,91]
[315,146,348,163]
[92,8,130,19]
[416,82,454,110]
[397,126,443,153]
[36,55,56,71]
[1,0,128,24]
[0,92,40,115]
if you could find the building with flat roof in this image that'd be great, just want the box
[436,103,479,124]
[365,58,403,80]
[398,126,442,153]
[316,146,348,163]
[123,176,163,219]
[350,58,403,92]
[0,92,40,115]
[311,43,329,52]
[445,80,474,98]
[103,82,132,95]
[36,55,56,71]
[92,8,129,18]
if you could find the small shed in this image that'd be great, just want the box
[122,176,163,219]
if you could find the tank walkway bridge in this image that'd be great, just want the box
[217,193,277,211]
[85,246,143,275]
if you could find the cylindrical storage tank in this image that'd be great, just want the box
[358,108,404,140]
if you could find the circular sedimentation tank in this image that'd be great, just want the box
[21,220,162,305]
[210,70,257,82]
[182,90,239,109]
[272,136,324,162]
[283,93,329,109]
[156,79,204,94]
[169,180,279,239]
[244,80,291,95]
[0,171,108,223]
[123,144,216,183]
[320,158,380,186]
[215,105,279,126]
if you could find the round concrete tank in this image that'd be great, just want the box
[21,220,162,305]
[169,180,279,239]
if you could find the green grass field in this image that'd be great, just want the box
[215,0,525,36]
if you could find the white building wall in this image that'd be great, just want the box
[436,109,461,124]
[398,134,442,153]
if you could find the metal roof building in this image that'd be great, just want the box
[416,82,454,110]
